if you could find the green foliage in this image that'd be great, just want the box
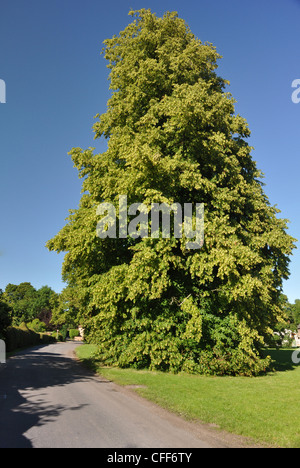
[5,324,56,352]
[69,328,80,339]
[51,330,65,341]
[27,318,47,333]
[4,282,36,324]
[50,285,85,328]
[49,325,68,342]
[290,299,300,327]
[265,295,300,347]
[47,9,296,376]
[0,290,12,339]
[3,282,58,327]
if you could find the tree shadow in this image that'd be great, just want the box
[263,348,300,372]
[0,343,107,447]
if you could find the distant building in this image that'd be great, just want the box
[294,325,300,347]
[287,325,300,347]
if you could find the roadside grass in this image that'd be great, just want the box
[75,345,300,448]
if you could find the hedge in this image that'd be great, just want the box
[5,324,56,352]
[69,329,80,340]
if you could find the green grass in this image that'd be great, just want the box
[75,345,300,448]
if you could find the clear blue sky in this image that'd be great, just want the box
[0,0,299,303]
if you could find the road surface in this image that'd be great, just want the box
[0,342,256,448]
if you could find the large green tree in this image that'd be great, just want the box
[50,285,85,328]
[3,282,58,326]
[4,282,37,324]
[47,9,296,375]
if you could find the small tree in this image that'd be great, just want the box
[50,285,85,329]
[3,282,36,324]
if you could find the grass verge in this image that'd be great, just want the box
[75,344,300,448]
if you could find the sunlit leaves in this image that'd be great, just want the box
[47,9,296,375]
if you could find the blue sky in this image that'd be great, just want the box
[0,0,299,303]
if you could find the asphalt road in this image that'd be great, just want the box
[0,342,254,448]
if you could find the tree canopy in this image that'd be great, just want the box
[47,9,296,375]
[0,289,12,339]
[3,282,58,327]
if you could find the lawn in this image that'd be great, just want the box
[75,344,300,448]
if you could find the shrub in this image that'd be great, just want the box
[69,329,80,340]
[0,301,12,340]
[60,325,68,341]
[39,333,56,345]
[51,330,64,341]
[6,325,39,351]
[27,318,46,333]
[4,323,56,352]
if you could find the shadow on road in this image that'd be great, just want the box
[0,343,99,448]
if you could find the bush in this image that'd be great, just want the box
[27,318,46,333]
[5,324,55,352]
[87,305,273,376]
[60,325,68,341]
[51,330,64,341]
[0,300,12,340]
[39,333,56,345]
[69,329,80,340]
